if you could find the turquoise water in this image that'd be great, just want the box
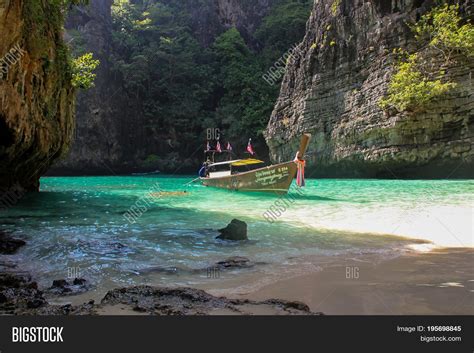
[0,176,472,294]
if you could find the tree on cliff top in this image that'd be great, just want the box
[380,4,474,112]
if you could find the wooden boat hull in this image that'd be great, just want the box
[201,161,297,194]
[200,133,311,194]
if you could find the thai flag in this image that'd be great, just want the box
[247,138,255,155]
[216,141,222,152]
[226,142,232,151]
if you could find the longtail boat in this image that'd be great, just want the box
[199,134,311,194]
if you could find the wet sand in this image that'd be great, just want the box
[45,247,473,315]
[224,248,474,315]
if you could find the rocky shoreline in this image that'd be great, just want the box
[0,231,320,316]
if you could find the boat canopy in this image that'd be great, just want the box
[231,158,264,166]
[208,159,242,167]
[208,158,264,167]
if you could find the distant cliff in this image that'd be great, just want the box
[52,0,294,175]
[168,0,280,47]
[0,0,75,193]
[265,0,473,178]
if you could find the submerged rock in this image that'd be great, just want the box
[48,278,91,296]
[52,279,69,289]
[215,256,253,269]
[0,231,26,254]
[73,278,87,286]
[216,219,248,241]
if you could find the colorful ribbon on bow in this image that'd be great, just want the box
[294,153,306,187]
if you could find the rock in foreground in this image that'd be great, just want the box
[101,286,319,315]
[0,271,319,315]
[0,273,46,314]
[216,219,248,241]
[47,278,91,296]
[215,256,253,269]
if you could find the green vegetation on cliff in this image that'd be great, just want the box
[23,0,97,91]
[71,53,100,89]
[106,0,311,164]
[380,4,474,112]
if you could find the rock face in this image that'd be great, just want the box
[0,1,75,192]
[265,0,473,178]
[216,219,248,241]
[51,0,119,175]
[169,0,280,47]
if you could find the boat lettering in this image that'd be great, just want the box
[255,168,289,186]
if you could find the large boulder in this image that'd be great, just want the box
[216,219,248,241]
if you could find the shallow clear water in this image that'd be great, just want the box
[0,176,472,293]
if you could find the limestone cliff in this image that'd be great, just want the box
[55,0,120,174]
[173,0,279,47]
[0,0,75,193]
[265,0,473,178]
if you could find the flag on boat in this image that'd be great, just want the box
[247,138,255,155]
[226,142,232,151]
[206,141,211,151]
[216,141,222,152]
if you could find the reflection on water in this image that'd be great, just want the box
[0,176,472,293]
